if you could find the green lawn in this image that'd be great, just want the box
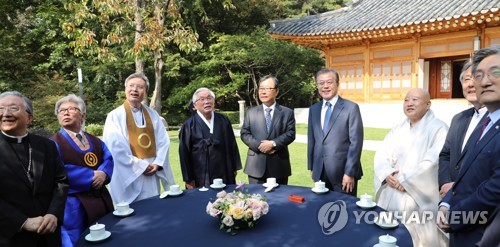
[168,126,388,198]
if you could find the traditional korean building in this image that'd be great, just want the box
[269,0,500,103]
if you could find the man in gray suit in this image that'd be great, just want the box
[438,61,487,198]
[307,68,363,196]
[241,75,296,184]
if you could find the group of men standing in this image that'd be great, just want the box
[178,69,365,198]
[0,45,497,247]
[373,45,500,247]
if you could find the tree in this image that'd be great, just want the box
[166,28,323,122]
[63,0,202,113]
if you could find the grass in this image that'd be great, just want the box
[167,126,388,198]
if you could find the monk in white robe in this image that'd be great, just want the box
[103,73,175,204]
[374,88,448,247]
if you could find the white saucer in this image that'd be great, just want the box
[160,190,183,198]
[168,190,183,196]
[311,187,329,194]
[374,217,399,229]
[374,244,398,247]
[113,208,134,217]
[199,186,209,192]
[210,183,226,189]
[85,231,111,242]
[356,201,377,209]
[263,183,279,188]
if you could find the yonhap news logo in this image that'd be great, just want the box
[317,200,490,235]
[317,200,349,235]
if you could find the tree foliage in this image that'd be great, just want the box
[0,0,346,128]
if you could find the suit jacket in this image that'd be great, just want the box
[438,108,486,188]
[307,97,364,186]
[0,133,69,247]
[477,205,500,247]
[442,117,500,247]
[241,104,295,178]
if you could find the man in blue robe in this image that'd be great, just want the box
[51,94,113,247]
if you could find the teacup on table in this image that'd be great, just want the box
[116,202,130,214]
[314,180,326,191]
[89,223,106,240]
[213,178,223,187]
[170,184,180,194]
[266,177,277,186]
[360,193,373,206]
[378,234,397,247]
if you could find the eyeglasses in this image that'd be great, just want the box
[258,87,276,92]
[57,106,81,114]
[195,96,214,103]
[0,106,21,113]
[127,83,146,90]
[317,80,336,87]
[474,67,500,83]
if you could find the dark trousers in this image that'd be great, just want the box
[320,169,358,196]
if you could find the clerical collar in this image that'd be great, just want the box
[1,131,29,143]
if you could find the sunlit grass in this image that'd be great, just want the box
[168,127,385,197]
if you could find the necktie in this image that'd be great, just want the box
[478,116,491,142]
[76,133,86,147]
[265,108,272,132]
[323,102,332,134]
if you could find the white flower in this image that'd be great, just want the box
[222,215,234,227]
[217,190,227,198]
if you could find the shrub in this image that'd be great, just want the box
[85,123,104,136]
[219,111,240,125]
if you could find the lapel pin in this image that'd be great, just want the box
[496,125,499,130]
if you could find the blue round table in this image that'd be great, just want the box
[76,184,413,246]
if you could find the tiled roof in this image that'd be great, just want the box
[269,0,500,36]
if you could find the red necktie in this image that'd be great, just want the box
[478,117,491,142]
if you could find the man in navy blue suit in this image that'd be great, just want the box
[438,45,500,247]
[438,61,487,198]
[307,68,363,196]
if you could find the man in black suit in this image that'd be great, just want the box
[241,75,296,184]
[0,91,69,247]
[438,45,500,247]
[438,61,487,198]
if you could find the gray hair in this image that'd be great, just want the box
[459,61,473,83]
[54,94,86,116]
[315,68,340,84]
[192,88,216,103]
[258,75,279,89]
[124,73,150,92]
[0,91,33,115]
[472,45,500,75]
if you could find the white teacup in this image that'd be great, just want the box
[266,177,277,186]
[170,184,180,193]
[378,234,397,247]
[314,180,326,191]
[360,193,373,206]
[116,202,130,214]
[213,178,223,186]
[89,223,106,239]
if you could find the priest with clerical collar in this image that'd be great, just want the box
[103,73,175,204]
[0,91,68,247]
[50,94,114,247]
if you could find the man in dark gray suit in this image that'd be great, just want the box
[241,75,296,185]
[438,61,487,198]
[307,68,363,196]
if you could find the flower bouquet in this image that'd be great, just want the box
[206,190,269,234]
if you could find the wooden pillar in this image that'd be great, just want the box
[363,39,371,102]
